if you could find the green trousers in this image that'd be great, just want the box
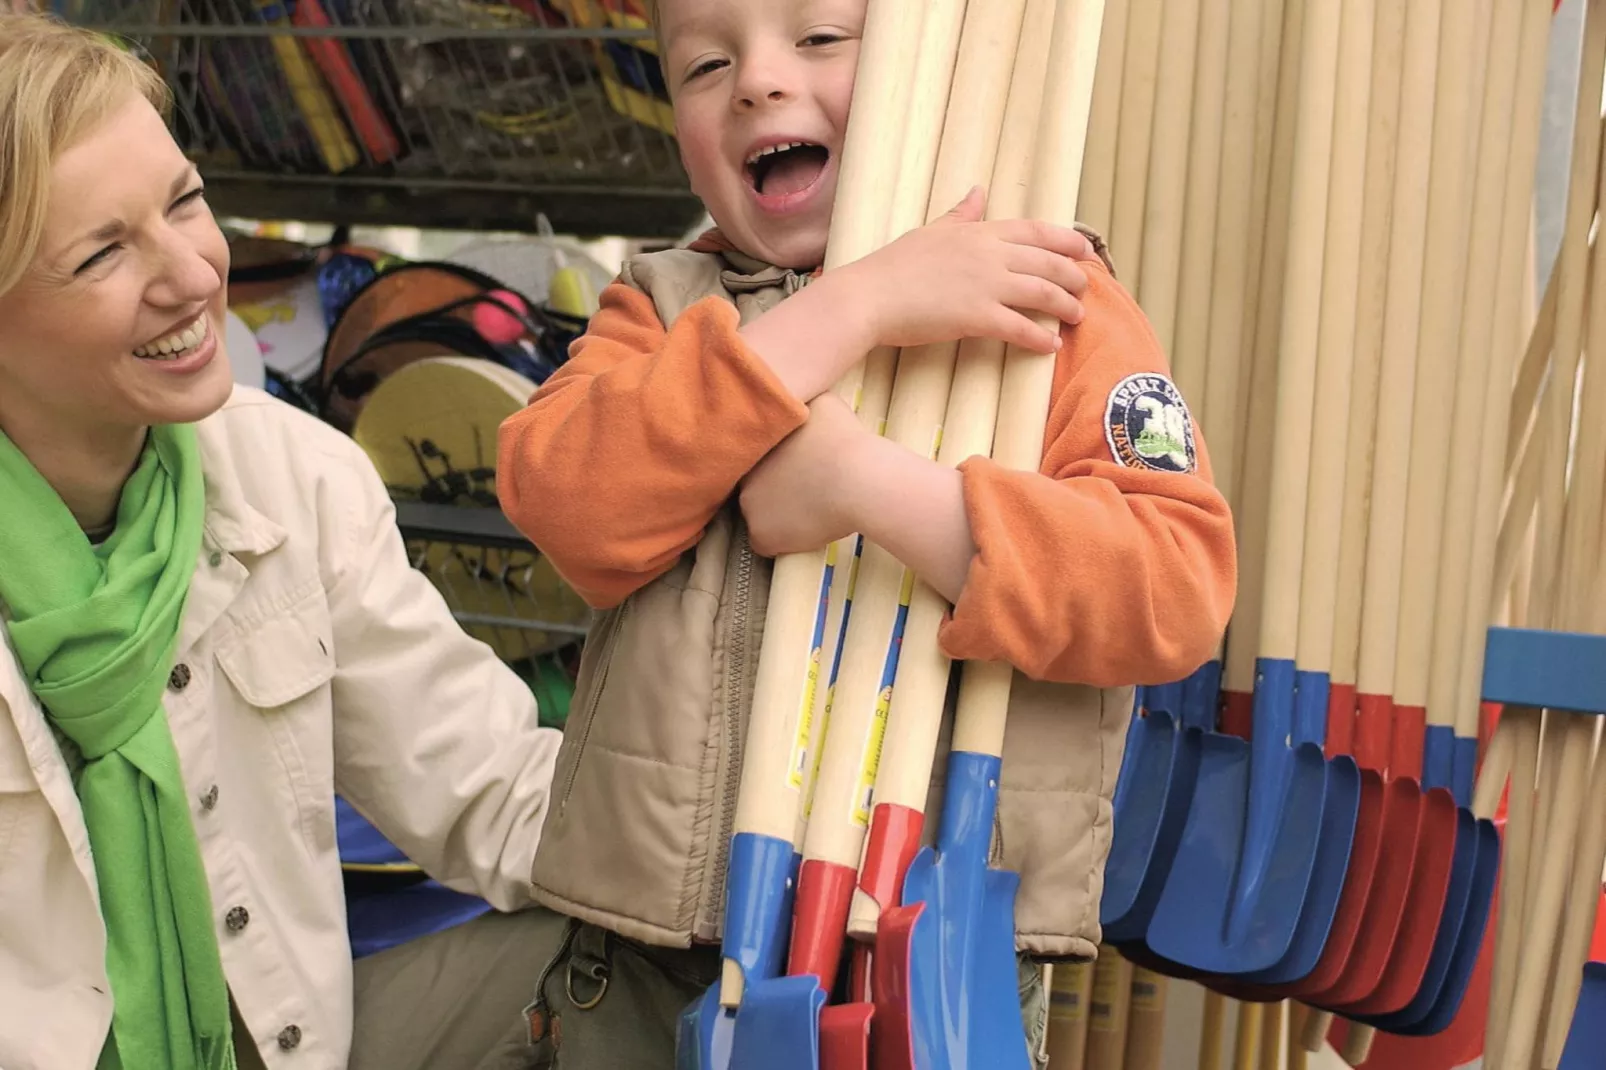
[524,919,1053,1069]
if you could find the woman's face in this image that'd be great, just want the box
[0,92,234,442]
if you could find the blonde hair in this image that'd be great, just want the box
[0,13,170,294]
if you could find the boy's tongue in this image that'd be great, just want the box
[761,151,826,197]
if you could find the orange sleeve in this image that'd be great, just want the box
[937,263,1238,687]
[496,280,809,609]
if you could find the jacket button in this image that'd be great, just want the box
[168,664,192,691]
[199,785,219,811]
[277,1025,302,1051]
[208,550,224,568]
[225,906,250,932]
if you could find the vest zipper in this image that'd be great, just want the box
[706,525,756,925]
[558,604,629,813]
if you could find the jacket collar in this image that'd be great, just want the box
[686,228,824,291]
[194,393,288,558]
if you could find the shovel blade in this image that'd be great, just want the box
[1102,710,1187,937]
[1320,780,1425,1004]
[820,1004,874,1070]
[904,857,1030,1070]
[1145,734,1328,974]
[730,976,824,1070]
[679,834,801,1070]
[1343,788,1458,1015]
[1246,754,1360,985]
[1558,962,1606,1070]
[872,902,922,1070]
[897,752,1032,1070]
[679,987,736,1070]
[1283,767,1385,999]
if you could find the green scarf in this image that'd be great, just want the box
[0,424,234,1070]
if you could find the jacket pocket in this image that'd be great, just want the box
[215,585,338,857]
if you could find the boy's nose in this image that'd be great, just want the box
[733,55,799,108]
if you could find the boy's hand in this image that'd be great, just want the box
[739,394,869,558]
[838,186,1093,355]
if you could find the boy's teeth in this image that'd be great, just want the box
[134,314,209,360]
[747,141,809,165]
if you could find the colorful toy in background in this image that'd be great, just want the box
[548,0,673,135]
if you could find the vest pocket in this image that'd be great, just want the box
[556,602,629,815]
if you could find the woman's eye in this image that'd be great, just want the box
[74,244,121,275]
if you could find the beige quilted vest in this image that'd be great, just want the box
[529,241,1134,961]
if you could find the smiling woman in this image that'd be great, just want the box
[0,23,233,532]
[0,14,568,1070]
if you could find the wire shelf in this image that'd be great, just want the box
[394,499,593,663]
[55,0,704,236]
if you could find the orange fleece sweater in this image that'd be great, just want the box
[498,258,1237,688]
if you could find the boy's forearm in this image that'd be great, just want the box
[739,270,879,401]
[836,435,977,605]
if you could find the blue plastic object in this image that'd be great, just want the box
[676,835,812,1070]
[1145,658,1358,975]
[901,752,1032,1070]
[1482,627,1606,714]
[336,798,491,958]
[1240,667,1359,986]
[1558,962,1606,1070]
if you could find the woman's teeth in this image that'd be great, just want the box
[133,314,209,360]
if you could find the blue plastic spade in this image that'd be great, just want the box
[1144,658,1359,976]
[896,752,1032,1070]
[1558,962,1606,1070]
[1239,667,1360,986]
[677,837,820,1070]
[1102,666,1217,942]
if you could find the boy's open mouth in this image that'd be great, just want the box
[745,140,831,198]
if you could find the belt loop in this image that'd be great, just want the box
[522,916,580,1046]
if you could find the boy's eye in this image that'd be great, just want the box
[172,186,207,211]
[801,33,844,46]
[687,57,727,79]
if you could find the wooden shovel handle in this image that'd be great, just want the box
[953,0,1105,759]
[736,0,925,849]
[855,0,1054,830]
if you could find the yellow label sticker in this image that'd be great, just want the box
[851,686,892,827]
[786,546,838,790]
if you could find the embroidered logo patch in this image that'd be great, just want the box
[1105,373,1197,474]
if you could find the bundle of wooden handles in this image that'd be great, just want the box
[722,0,1103,1008]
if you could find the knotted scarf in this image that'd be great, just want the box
[0,423,234,1070]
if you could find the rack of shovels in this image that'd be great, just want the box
[1068,0,1606,1064]
[674,0,1109,1068]
[669,0,1606,1063]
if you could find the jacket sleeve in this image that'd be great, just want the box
[937,263,1238,687]
[322,435,561,912]
[497,280,810,609]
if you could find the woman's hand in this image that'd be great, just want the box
[838,186,1092,355]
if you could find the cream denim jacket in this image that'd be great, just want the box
[0,387,561,1070]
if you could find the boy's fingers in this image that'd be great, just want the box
[1005,247,1090,297]
[936,185,988,225]
[993,218,1093,258]
[1004,274,1086,329]
[989,308,1064,354]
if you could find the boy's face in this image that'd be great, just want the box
[659,0,865,270]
